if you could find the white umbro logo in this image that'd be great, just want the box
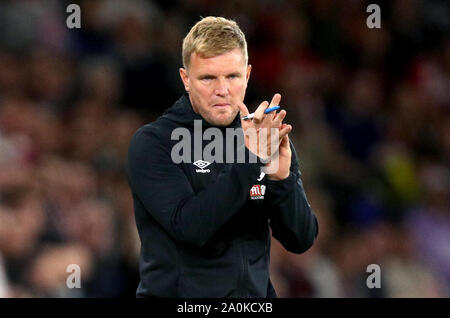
[193,160,211,173]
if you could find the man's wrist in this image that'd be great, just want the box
[240,144,268,166]
[244,145,270,164]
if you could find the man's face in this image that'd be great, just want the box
[180,48,251,126]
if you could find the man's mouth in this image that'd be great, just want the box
[213,103,230,107]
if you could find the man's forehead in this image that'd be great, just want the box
[188,49,246,73]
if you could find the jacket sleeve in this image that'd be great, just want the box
[126,127,265,248]
[265,140,319,254]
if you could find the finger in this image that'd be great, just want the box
[269,93,281,108]
[266,93,282,121]
[279,124,292,140]
[237,100,249,117]
[253,100,269,124]
[273,110,287,127]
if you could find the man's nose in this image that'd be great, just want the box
[214,78,229,96]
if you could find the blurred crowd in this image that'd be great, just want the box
[0,0,448,297]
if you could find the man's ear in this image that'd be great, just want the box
[246,64,252,83]
[179,68,189,92]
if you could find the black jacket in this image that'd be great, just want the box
[126,93,318,297]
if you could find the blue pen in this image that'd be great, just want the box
[241,105,280,120]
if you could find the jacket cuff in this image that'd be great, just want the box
[265,171,296,195]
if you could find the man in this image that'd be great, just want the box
[126,16,318,298]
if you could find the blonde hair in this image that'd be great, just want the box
[182,16,248,69]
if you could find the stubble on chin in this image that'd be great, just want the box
[205,108,238,126]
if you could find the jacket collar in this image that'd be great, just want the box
[160,93,241,129]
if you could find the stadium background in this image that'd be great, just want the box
[0,0,448,297]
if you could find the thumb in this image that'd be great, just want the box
[237,100,249,117]
[280,134,290,149]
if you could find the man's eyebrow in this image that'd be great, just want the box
[197,72,242,79]
[197,74,217,79]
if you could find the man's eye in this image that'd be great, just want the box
[228,74,239,79]
[202,77,214,81]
